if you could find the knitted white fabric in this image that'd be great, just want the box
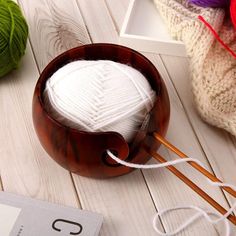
[153,0,236,136]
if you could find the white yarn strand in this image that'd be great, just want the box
[152,206,230,236]
[107,150,236,236]
[44,60,156,142]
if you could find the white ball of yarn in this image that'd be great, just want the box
[43,60,156,142]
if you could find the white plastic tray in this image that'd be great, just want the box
[119,0,187,57]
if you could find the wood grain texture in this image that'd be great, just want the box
[75,1,166,234]
[19,0,165,235]
[160,55,236,210]
[105,0,130,31]
[78,0,233,235]
[140,54,230,236]
[0,0,234,235]
[75,172,162,236]
[78,0,118,43]
[0,43,79,207]
[18,0,90,71]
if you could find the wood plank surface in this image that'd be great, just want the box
[78,0,235,235]
[0,0,235,235]
[105,0,129,31]
[18,0,90,71]
[105,1,236,218]
[160,55,236,209]
[106,0,236,223]
[18,0,164,235]
[0,43,79,206]
[141,54,235,235]
[78,0,118,43]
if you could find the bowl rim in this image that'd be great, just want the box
[34,43,168,140]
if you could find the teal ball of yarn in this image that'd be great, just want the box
[0,0,28,78]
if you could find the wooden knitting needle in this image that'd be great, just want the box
[153,132,236,198]
[146,148,236,225]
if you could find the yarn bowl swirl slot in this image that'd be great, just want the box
[32,43,170,178]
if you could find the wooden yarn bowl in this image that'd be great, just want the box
[32,43,170,178]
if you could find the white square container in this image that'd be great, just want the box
[119,0,187,57]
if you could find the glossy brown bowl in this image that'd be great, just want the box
[32,43,170,178]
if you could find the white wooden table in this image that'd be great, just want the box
[1,0,236,235]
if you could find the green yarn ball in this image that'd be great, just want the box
[0,0,28,78]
